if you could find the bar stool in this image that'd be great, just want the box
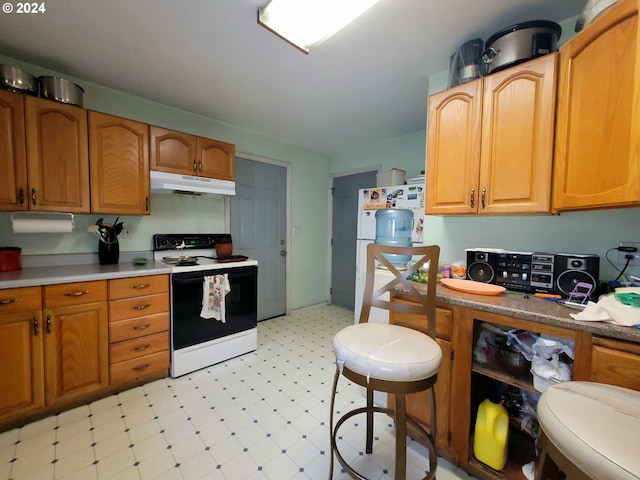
[329,244,442,480]
[535,381,640,480]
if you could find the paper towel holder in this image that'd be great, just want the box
[11,212,75,233]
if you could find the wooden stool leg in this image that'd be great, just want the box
[366,387,374,454]
[395,393,407,480]
[328,366,340,480]
[535,431,563,480]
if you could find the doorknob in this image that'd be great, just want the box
[280,250,287,256]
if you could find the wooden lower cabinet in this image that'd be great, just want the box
[458,310,592,480]
[590,336,640,391]
[43,281,109,406]
[108,275,170,385]
[0,276,171,431]
[0,287,44,423]
[389,298,457,461]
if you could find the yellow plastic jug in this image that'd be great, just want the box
[473,397,509,470]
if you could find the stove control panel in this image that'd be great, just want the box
[153,234,232,251]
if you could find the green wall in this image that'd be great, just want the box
[0,54,330,310]
[330,16,640,283]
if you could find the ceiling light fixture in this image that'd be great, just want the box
[257,0,381,54]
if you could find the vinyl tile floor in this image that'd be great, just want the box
[0,304,478,480]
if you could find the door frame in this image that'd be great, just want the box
[225,151,292,315]
[329,165,381,305]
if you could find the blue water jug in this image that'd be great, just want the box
[374,209,413,265]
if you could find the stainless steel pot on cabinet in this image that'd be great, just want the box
[38,76,84,106]
[483,20,561,74]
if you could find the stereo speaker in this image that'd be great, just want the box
[466,250,497,283]
[554,253,600,299]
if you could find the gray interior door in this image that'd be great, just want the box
[331,171,377,309]
[230,158,287,321]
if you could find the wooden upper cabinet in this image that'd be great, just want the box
[426,79,482,215]
[480,53,557,214]
[89,111,150,215]
[198,137,235,181]
[0,90,28,211]
[150,125,235,180]
[150,126,198,175]
[553,0,640,211]
[426,54,557,215]
[24,96,90,213]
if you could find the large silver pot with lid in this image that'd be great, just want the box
[483,20,561,75]
[38,76,84,107]
[0,64,38,95]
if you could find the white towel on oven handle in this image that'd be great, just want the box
[201,274,231,321]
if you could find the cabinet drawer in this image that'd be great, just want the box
[391,305,453,341]
[109,293,169,322]
[110,332,169,364]
[110,350,169,385]
[592,338,640,391]
[0,286,42,314]
[109,275,169,300]
[109,312,169,343]
[44,281,107,308]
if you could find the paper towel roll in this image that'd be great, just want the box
[12,218,74,233]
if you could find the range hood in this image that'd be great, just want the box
[150,170,235,196]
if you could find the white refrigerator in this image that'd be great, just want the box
[354,184,425,323]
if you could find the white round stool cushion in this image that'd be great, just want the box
[333,323,442,383]
[537,381,640,480]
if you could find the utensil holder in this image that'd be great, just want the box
[99,241,119,265]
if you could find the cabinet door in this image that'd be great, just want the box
[24,96,89,212]
[150,126,197,175]
[197,137,235,180]
[480,54,557,214]
[0,311,45,420]
[426,79,482,214]
[89,112,150,215]
[43,303,108,405]
[553,0,640,210]
[0,90,28,211]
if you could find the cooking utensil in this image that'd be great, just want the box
[0,247,22,272]
[483,20,561,74]
[0,64,37,95]
[38,76,84,106]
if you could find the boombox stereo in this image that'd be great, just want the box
[466,249,600,299]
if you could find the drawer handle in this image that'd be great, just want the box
[131,284,151,290]
[33,316,39,336]
[63,290,89,297]
[46,314,52,334]
[0,298,17,306]
[134,344,150,352]
[133,323,151,331]
[132,364,150,372]
[133,304,151,310]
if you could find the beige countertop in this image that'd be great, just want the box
[0,261,171,288]
[415,283,640,344]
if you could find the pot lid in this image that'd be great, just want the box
[485,20,562,47]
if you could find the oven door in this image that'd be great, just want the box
[171,265,257,350]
